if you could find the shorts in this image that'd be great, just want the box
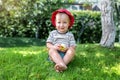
[57,51,65,58]
[48,51,65,61]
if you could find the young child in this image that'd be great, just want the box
[46,9,76,72]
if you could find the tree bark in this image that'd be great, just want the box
[35,26,39,39]
[100,0,116,48]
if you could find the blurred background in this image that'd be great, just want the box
[0,0,120,44]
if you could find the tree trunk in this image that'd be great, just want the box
[100,0,116,48]
[35,26,39,39]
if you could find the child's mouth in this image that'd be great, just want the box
[61,28,64,29]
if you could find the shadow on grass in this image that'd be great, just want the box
[0,37,45,47]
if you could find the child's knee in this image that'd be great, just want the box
[49,48,57,53]
[67,49,75,55]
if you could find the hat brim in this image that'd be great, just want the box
[51,9,74,29]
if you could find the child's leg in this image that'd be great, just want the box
[48,48,67,71]
[63,48,75,65]
[54,64,67,72]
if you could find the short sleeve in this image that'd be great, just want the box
[46,32,54,43]
[69,33,76,47]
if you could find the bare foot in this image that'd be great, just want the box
[54,63,67,72]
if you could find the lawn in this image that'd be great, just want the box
[0,37,120,80]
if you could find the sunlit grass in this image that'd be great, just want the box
[115,43,120,47]
[110,63,120,75]
[12,46,47,56]
[102,63,120,75]
[95,52,104,58]
[0,37,120,80]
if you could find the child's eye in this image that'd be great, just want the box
[57,22,60,23]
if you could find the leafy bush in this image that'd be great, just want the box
[71,11,102,43]
[0,10,102,43]
[0,0,63,38]
[0,0,103,43]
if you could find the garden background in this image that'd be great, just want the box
[0,0,120,80]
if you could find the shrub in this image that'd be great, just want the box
[71,10,102,43]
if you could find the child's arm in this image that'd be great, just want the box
[69,46,76,52]
[59,45,76,52]
[46,42,54,49]
[46,42,69,52]
[46,42,60,51]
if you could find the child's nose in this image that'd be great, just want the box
[60,23,64,27]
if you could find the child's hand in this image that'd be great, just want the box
[58,44,67,52]
[54,44,61,50]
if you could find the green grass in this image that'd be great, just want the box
[0,37,120,80]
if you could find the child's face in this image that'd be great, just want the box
[55,13,70,33]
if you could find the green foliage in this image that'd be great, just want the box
[114,2,120,42]
[71,11,102,43]
[0,0,64,38]
[0,37,120,80]
[0,0,120,43]
[0,8,102,43]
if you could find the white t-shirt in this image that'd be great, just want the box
[46,30,76,48]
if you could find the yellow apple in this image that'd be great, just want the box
[60,44,66,51]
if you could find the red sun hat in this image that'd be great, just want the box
[51,9,74,29]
